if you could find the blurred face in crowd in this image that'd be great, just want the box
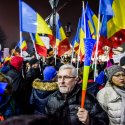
[112,71,125,87]
[31,62,39,69]
[57,68,77,94]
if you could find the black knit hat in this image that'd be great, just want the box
[106,65,125,81]
[120,56,125,66]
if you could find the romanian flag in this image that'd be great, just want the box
[81,38,96,108]
[71,18,81,54]
[17,39,27,51]
[31,33,47,57]
[85,3,98,39]
[19,0,52,35]
[79,3,85,62]
[100,0,125,47]
[56,17,70,56]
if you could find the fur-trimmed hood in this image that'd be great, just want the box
[32,78,58,91]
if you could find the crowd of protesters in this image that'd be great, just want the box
[0,50,125,125]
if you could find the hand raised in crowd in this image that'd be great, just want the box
[77,107,89,125]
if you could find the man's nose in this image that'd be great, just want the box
[60,77,65,83]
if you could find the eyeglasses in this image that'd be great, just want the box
[113,74,125,78]
[58,75,75,82]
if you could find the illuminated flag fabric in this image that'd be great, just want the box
[17,39,27,51]
[79,4,85,62]
[107,0,125,39]
[56,18,70,56]
[85,3,98,38]
[100,0,114,16]
[71,18,81,54]
[19,0,52,35]
[47,34,56,48]
[81,38,96,108]
[99,0,125,57]
[31,33,47,57]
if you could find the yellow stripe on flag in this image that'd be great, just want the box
[37,14,52,35]
[82,66,90,90]
[107,0,125,38]
[35,34,45,47]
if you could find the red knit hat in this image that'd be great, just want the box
[10,56,24,71]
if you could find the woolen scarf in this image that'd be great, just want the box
[113,85,125,125]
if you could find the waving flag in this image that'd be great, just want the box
[17,39,27,51]
[99,0,125,58]
[71,18,81,54]
[85,3,98,38]
[31,33,47,57]
[56,17,70,56]
[100,0,114,16]
[19,0,52,35]
[79,4,85,62]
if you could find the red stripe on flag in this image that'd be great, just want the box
[58,38,70,56]
[35,44,47,57]
[81,90,86,108]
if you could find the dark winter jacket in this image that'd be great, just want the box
[30,79,58,115]
[5,66,24,113]
[0,95,20,119]
[45,84,109,125]
[6,66,24,95]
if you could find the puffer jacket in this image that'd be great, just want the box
[97,82,122,125]
[30,79,58,115]
[45,84,109,125]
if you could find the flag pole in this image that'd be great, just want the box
[19,0,23,57]
[81,0,87,108]
[29,33,41,72]
[71,46,74,64]
[29,33,39,60]
[93,0,101,81]
[53,0,57,66]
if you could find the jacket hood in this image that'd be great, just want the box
[32,78,58,91]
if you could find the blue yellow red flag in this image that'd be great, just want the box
[19,1,52,35]
[31,33,47,57]
[99,0,113,16]
[85,3,98,38]
[56,17,70,56]
[81,38,96,108]
[17,39,27,51]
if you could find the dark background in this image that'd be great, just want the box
[0,0,99,49]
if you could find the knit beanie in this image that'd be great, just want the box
[43,66,57,81]
[106,65,125,81]
[10,56,24,71]
[120,56,125,66]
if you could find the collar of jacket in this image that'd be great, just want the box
[105,82,121,102]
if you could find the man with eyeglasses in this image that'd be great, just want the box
[45,64,109,125]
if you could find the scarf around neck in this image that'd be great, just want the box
[113,85,125,125]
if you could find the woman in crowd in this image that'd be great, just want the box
[97,65,125,125]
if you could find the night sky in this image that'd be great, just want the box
[0,0,99,49]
